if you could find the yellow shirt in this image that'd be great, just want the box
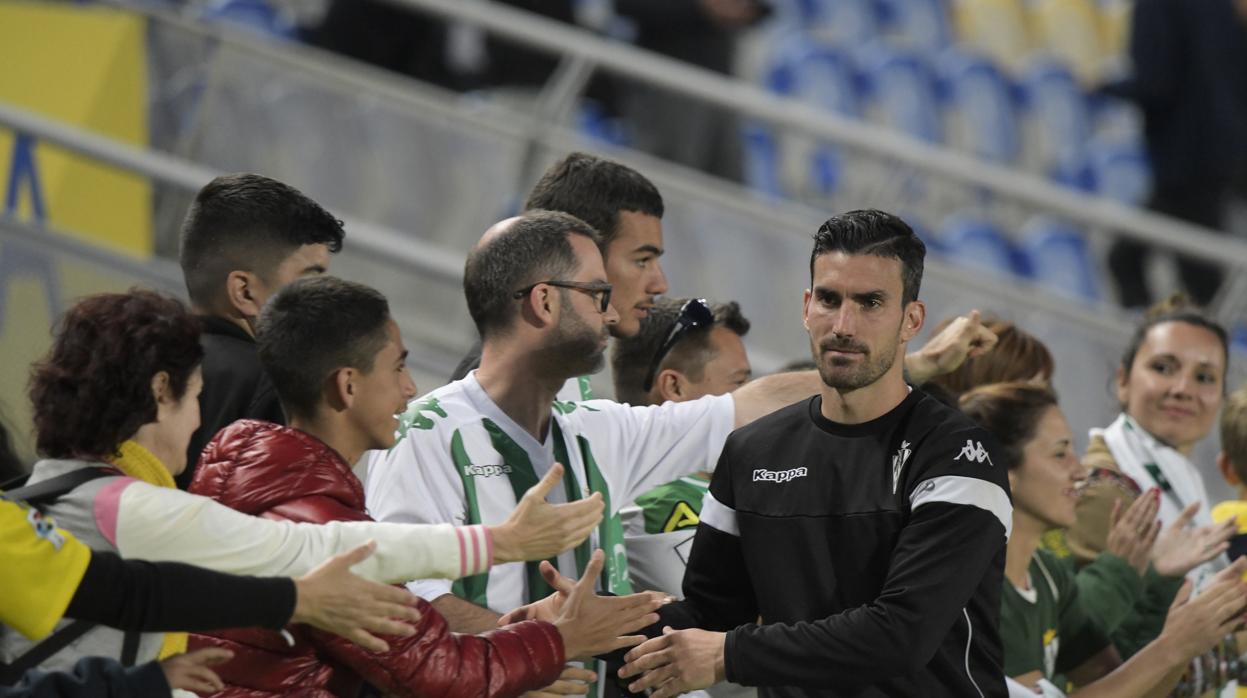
[0,499,91,641]
[1211,500,1247,533]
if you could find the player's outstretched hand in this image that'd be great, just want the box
[553,550,664,658]
[160,647,232,694]
[499,561,672,627]
[491,463,604,563]
[618,626,727,698]
[904,309,998,384]
[521,665,598,698]
[292,540,422,652]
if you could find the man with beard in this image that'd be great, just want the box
[365,211,820,696]
[616,210,1012,697]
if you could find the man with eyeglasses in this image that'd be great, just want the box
[450,152,669,402]
[365,211,821,697]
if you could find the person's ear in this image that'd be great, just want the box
[1115,366,1129,406]
[802,289,812,332]
[149,371,174,418]
[225,270,264,321]
[654,369,685,403]
[518,285,558,329]
[900,300,925,342]
[327,368,356,411]
[1218,452,1241,487]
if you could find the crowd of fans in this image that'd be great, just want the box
[2,150,1247,698]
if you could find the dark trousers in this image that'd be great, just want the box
[1108,184,1228,308]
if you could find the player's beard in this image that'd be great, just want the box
[544,304,609,379]
[810,329,900,392]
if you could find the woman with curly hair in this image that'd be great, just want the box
[0,288,653,696]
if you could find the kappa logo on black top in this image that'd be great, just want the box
[954,439,994,466]
[752,467,809,483]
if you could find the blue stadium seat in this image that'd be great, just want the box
[1083,138,1151,205]
[758,39,863,198]
[1020,58,1092,175]
[765,41,864,116]
[940,215,1026,278]
[874,0,953,51]
[1020,216,1101,300]
[935,49,1020,163]
[856,42,944,143]
[197,0,296,39]
[806,0,881,44]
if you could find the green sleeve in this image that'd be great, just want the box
[1070,553,1146,636]
[1047,552,1112,675]
[1108,567,1184,659]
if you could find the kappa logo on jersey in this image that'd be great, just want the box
[463,464,514,478]
[891,440,912,494]
[753,467,809,483]
[954,439,994,466]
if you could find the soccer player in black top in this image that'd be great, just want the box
[619,210,1012,697]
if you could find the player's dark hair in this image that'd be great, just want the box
[810,210,925,304]
[257,276,391,420]
[464,210,602,340]
[30,290,203,460]
[958,382,1058,471]
[524,152,664,251]
[612,298,751,406]
[179,173,345,310]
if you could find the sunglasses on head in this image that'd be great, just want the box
[643,298,714,392]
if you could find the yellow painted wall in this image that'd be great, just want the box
[0,1,151,257]
[0,2,153,464]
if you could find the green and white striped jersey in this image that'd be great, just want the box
[364,371,735,613]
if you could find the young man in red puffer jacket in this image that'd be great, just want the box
[188,276,660,698]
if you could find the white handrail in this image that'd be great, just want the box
[0,101,464,283]
[371,0,1247,269]
[0,99,1140,338]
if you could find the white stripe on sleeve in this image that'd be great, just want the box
[699,492,740,536]
[910,475,1012,540]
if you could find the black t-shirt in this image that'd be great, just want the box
[179,316,284,489]
[660,387,1011,697]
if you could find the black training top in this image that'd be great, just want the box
[660,387,1011,697]
[180,315,285,489]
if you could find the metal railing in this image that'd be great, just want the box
[371,0,1247,271]
[0,99,1138,339]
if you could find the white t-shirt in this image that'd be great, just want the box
[364,371,736,613]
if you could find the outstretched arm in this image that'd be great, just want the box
[731,311,998,426]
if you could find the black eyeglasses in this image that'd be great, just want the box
[643,298,714,392]
[512,280,614,314]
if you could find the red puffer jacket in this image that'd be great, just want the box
[188,419,565,698]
